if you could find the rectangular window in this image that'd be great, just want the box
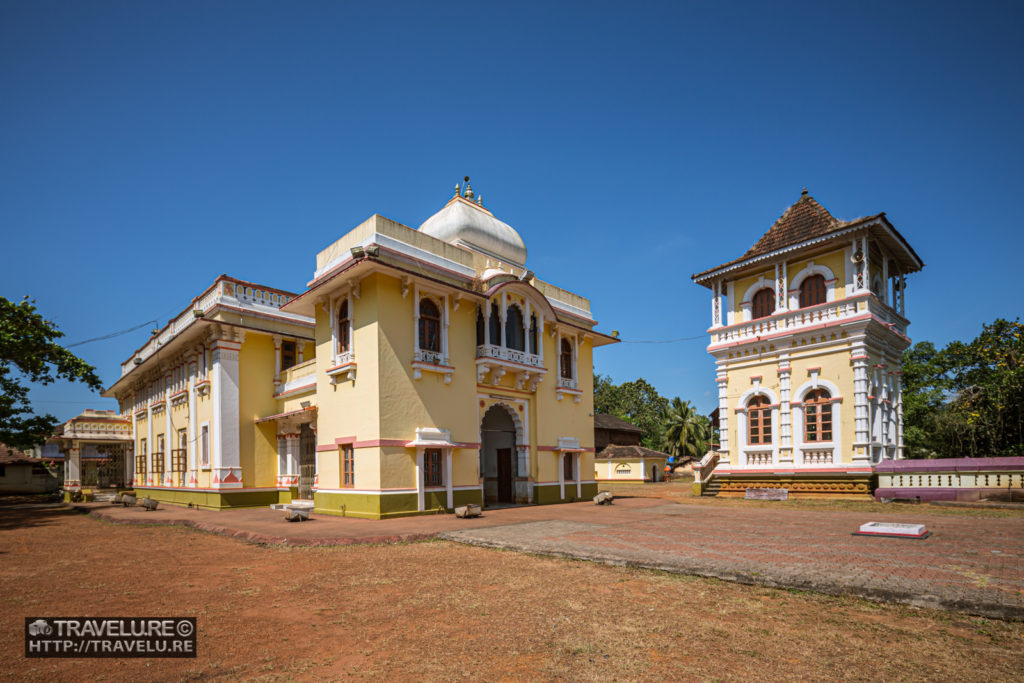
[563,453,575,481]
[342,445,354,487]
[200,425,210,469]
[281,340,297,370]
[424,449,442,487]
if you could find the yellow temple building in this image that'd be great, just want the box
[103,180,616,516]
[691,190,923,497]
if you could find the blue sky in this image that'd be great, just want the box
[2,1,1022,420]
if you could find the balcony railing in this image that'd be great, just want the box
[744,449,773,466]
[557,376,578,390]
[711,294,908,347]
[413,348,447,366]
[476,344,543,369]
[801,448,834,465]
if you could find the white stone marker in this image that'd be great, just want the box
[855,522,929,538]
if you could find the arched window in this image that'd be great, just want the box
[418,298,441,352]
[560,338,573,379]
[747,395,772,445]
[476,307,485,346]
[489,304,501,346]
[337,300,350,354]
[529,314,538,355]
[752,289,775,319]
[799,274,826,308]
[505,305,525,351]
[804,389,832,442]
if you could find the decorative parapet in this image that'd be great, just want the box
[874,457,1024,502]
[709,293,909,350]
[120,276,311,377]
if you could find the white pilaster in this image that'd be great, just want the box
[445,450,454,509]
[187,359,197,486]
[164,373,172,486]
[211,337,242,488]
[716,366,730,463]
[778,354,792,462]
[576,454,582,498]
[558,452,565,499]
[416,450,424,511]
[851,342,870,464]
[65,444,81,491]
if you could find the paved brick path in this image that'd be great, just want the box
[72,498,1023,620]
[439,500,1024,621]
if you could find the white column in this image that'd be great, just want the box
[576,453,582,498]
[413,285,421,351]
[716,366,730,463]
[146,401,154,486]
[499,292,507,347]
[882,257,890,304]
[860,235,870,293]
[851,342,870,464]
[164,373,172,486]
[277,436,287,486]
[65,444,81,491]
[899,274,906,316]
[285,435,299,477]
[442,294,450,361]
[558,452,565,499]
[211,338,242,488]
[131,405,139,487]
[778,354,792,462]
[445,450,454,509]
[778,261,788,312]
[272,335,282,377]
[711,280,721,328]
[187,359,197,486]
[416,450,425,511]
[725,281,735,325]
[537,313,545,362]
[895,370,904,459]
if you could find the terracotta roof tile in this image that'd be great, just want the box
[593,413,643,433]
[692,191,887,282]
[595,444,671,460]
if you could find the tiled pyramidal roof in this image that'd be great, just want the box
[740,189,847,260]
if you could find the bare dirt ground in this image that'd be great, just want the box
[2,505,1022,681]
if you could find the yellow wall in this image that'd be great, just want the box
[238,333,279,488]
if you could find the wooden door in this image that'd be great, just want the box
[299,424,316,499]
[496,447,513,503]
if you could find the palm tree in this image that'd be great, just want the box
[662,397,711,463]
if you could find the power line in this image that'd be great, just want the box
[66,320,159,348]
[619,334,706,344]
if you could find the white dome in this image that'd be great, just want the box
[419,196,527,266]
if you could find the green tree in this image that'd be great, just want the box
[944,318,1024,457]
[900,341,951,458]
[0,296,103,450]
[661,397,712,462]
[593,374,671,449]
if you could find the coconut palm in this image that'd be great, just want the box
[662,397,711,463]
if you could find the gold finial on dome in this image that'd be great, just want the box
[454,182,461,197]
[463,175,474,200]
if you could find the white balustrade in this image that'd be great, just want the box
[475,344,543,369]
[801,448,834,465]
[712,296,906,346]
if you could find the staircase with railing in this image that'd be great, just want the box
[692,450,721,496]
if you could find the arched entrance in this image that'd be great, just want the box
[480,404,519,505]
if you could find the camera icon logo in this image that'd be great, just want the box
[28,619,53,637]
